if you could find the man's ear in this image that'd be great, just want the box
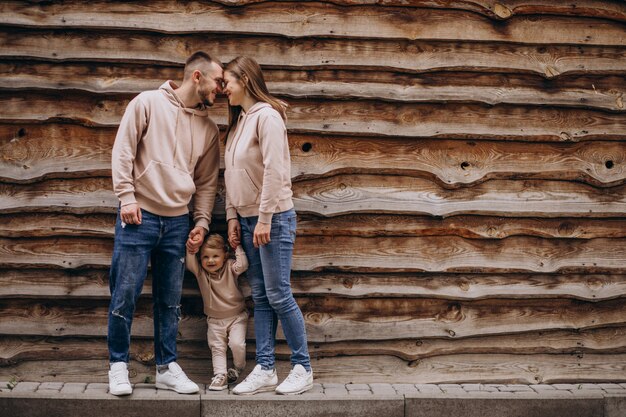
[193,70,202,83]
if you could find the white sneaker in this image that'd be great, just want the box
[232,364,278,395]
[108,362,132,396]
[155,362,199,394]
[275,364,313,395]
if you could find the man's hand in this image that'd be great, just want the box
[253,222,271,248]
[121,203,142,225]
[228,219,241,249]
[186,226,206,254]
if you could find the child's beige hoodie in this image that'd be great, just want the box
[224,102,293,224]
[186,246,248,319]
[112,81,220,230]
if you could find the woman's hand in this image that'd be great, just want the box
[253,221,271,248]
[228,219,242,249]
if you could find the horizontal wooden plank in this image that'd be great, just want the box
[293,235,626,272]
[3,176,626,221]
[0,297,624,342]
[297,214,626,239]
[4,123,626,186]
[4,1,626,46]
[3,232,626,273]
[210,1,626,23]
[4,92,626,142]
[294,175,626,218]
[4,212,626,240]
[2,326,625,365]
[3,29,626,78]
[3,62,624,111]
[2,353,625,383]
[289,136,626,187]
[1,267,625,301]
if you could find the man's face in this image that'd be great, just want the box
[197,62,224,107]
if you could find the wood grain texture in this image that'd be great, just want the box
[4,212,626,240]
[4,91,626,141]
[4,1,626,45]
[2,325,625,364]
[3,234,626,273]
[209,1,626,23]
[4,62,624,111]
[2,267,625,302]
[0,297,624,341]
[2,353,625,383]
[4,123,626,186]
[3,29,626,78]
[294,175,626,218]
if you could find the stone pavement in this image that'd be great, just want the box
[1,381,625,417]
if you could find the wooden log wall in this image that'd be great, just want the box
[1,0,626,384]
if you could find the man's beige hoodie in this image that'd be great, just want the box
[224,102,293,224]
[112,81,220,230]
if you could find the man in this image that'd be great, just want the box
[107,51,223,396]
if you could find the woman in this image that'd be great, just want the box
[222,56,313,395]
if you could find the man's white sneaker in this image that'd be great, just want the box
[108,362,132,396]
[155,362,199,394]
[232,364,278,395]
[275,364,313,395]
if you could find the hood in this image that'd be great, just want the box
[243,101,272,116]
[159,80,209,116]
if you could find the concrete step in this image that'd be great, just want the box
[1,382,625,417]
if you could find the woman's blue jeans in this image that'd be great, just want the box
[240,208,311,371]
[107,208,188,365]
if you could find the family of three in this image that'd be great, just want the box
[107,51,312,396]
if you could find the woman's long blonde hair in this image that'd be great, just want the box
[223,56,288,142]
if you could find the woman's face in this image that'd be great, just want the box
[224,71,245,106]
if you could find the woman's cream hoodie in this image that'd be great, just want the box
[224,102,293,224]
[111,81,220,230]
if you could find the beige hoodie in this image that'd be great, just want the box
[186,246,248,319]
[224,102,293,224]
[112,81,220,230]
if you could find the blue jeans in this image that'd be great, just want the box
[240,208,311,371]
[108,208,189,365]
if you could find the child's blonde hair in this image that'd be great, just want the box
[201,233,229,255]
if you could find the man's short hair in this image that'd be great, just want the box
[183,51,222,80]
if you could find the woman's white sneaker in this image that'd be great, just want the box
[108,362,132,396]
[155,362,199,394]
[275,364,313,395]
[232,364,278,395]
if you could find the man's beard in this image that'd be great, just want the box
[199,88,214,107]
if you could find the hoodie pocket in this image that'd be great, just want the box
[135,160,196,207]
[225,168,260,208]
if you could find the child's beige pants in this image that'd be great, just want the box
[207,310,248,375]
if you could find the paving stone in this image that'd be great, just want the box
[392,384,418,394]
[11,382,40,393]
[577,384,603,390]
[530,384,556,391]
[415,384,443,393]
[321,383,345,389]
[599,383,624,390]
[59,383,87,394]
[308,384,324,394]
[346,384,370,391]
[552,384,578,390]
[461,384,483,391]
[38,382,64,392]
[498,385,534,392]
[323,387,348,396]
[348,390,373,397]
[370,385,397,396]
[84,383,109,394]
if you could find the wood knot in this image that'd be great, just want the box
[342,278,354,289]
[544,66,560,79]
[493,3,512,19]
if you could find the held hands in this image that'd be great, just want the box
[253,221,271,248]
[228,219,241,249]
[120,203,142,225]
[186,226,206,254]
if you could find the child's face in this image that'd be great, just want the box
[201,247,227,273]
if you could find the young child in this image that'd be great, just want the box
[186,234,249,391]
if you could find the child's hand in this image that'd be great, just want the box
[186,227,206,254]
